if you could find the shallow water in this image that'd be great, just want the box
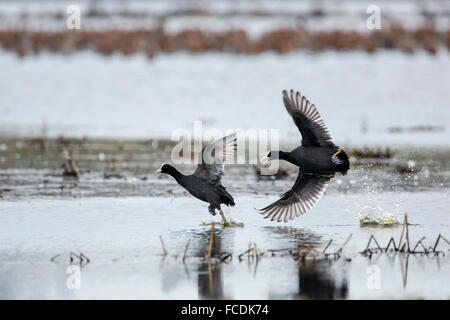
[0,139,448,299]
[0,193,448,299]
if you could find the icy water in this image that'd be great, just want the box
[0,138,449,299]
[0,50,449,146]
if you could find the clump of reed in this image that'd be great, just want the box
[238,233,353,262]
[252,165,289,181]
[159,226,233,264]
[0,26,447,58]
[50,252,90,267]
[361,214,449,257]
[350,147,394,159]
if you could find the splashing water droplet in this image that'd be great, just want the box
[347,205,400,226]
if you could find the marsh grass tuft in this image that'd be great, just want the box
[201,218,244,228]
[361,214,449,256]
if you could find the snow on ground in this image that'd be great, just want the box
[0,0,447,16]
[0,50,449,146]
[0,0,448,32]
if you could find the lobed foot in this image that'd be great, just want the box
[208,205,217,216]
[218,209,230,226]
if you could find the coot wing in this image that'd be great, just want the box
[194,133,237,186]
[259,171,330,222]
[282,89,334,147]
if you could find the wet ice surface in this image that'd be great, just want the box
[0,139,449,299]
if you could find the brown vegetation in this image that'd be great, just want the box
[0,26,448,57]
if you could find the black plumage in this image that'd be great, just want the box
[156,133,236,223]
[260,89,350,222]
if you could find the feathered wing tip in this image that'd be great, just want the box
[282,89,334,147]
[221,132,238,163]
[193,133,237,186]
[204,132,237,166]
[258,175,330,223]
[201,132,237,175]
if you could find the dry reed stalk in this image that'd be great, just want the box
[365,235,382,252]
[63,147,80,178]
[432,234,442,252]
[69,251,82,264]
[398,214,407,250]
[412,237,426,253]
[400,243,407,252]
[419,240,428,253]
[159,236,168,256]
[440,235,450,245]
[238,248,252,261]
[322,239,333,254]
[182,239,190,262]
[206,223,215,258]
[207,258,214,294]
[296,245,302,259]
[219,252,232,262]
[50,254,60,262]
[405,214,411,252]
[403,254,410,288]
[385,237,397,252]
[337,233,352,255]
[79,252,90,263]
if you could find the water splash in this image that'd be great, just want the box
[348,205,401,226]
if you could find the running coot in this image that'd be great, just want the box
[260,89,350,222]
[156,133,237,223]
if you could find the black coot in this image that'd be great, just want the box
[156,133,236,223]
[260,89,350,222]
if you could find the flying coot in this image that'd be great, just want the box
[260,89,350,222]
[155,133,237,224]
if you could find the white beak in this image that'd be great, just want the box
[155,168,162,174]
[260,156,270,166]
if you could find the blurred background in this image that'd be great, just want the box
[0,0,448,145]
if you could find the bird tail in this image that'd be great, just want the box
[335,149,350,175]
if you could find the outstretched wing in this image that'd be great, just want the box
[259,171,330,222]
[283,89,334,147]
[194,133,237,186]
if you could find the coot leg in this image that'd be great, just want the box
[208,204,217,216]
[218,209,228,225]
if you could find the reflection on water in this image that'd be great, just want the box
[262,226,323,247]
[196,228,227,300]
[161,226,350,300]
[198,260,224,299]
[262,227,349,300]
[0,196,448,299]
[161,227,236,299]
[296,260,348,300]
